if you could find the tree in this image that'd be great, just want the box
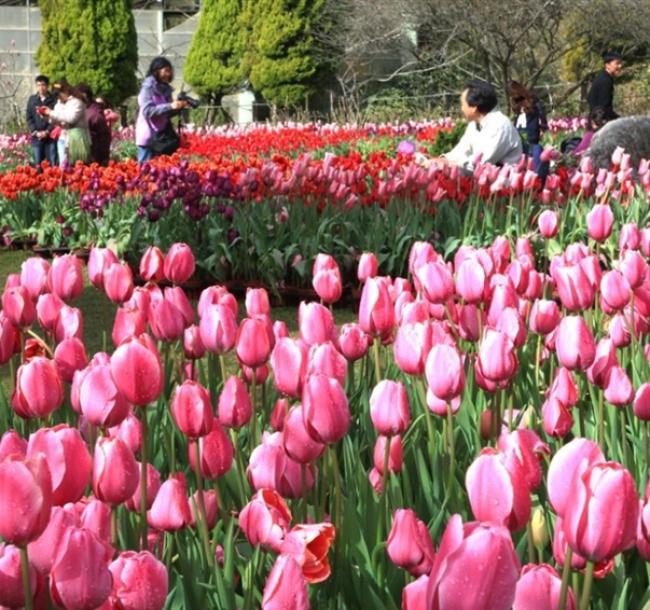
[36,0,138,105]
[243,0,326,109]
[184,0,246,103]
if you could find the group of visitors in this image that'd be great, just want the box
[26,75,119,170]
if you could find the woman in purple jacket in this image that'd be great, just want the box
[135,57,188,163]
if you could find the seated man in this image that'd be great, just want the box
[423,79,523,173]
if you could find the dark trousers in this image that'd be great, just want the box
[31,138,58,169]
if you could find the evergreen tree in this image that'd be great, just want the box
[243,0,326,109]
[184,0,246,102]
[36,0,138,105]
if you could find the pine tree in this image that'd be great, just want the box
[244,0,326,109]
[184,0,246,102]
[36,0,138,105]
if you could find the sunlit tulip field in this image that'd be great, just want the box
[1,122,650,610]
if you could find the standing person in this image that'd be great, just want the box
[76,83,111,166]
[509,81,548,174]
[135,57,188,163]
[39,80,91,166]
[587,51,623,120]
[420,79,523,173]
[26,75,57,169]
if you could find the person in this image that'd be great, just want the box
[135,56,188,163]
[572,107,609,156]
[509,81,548,177]
[421,79,523,173]
[25,75,57,170]
[587,51,622,120]
[39,80,91,166]
[76,83,111,166]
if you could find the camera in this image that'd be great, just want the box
[178,91,200,109]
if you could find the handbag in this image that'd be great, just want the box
[149,121,180,155]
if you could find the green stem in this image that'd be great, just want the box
[579,561,595,610]
[219,355,227,386]
[597,389,604,447]
[330,446,343,535]
[301,463,309,524]
[558,546,573,610]
[417,378,436,459]
[526,521,536,564]
[250,373,258,447]
[139,408,148,550]
[445,405,456,501]
[620,409,630,470]
[230,429,248,507]
[20,546,33,610]
[373,337,382,384]
[645,422,649,476]
[193,441,214,568]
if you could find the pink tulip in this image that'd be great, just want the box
[139,246,165,282]
[338,323,370,361]
[163,243,195,284]
[0,429,26,462]
[586,204,614,241]
[197,285,238,319]
[298,301,334,345]
[199,303,237,354]
[283,404,325,463]
[49,527,112,610]
[54,337,88,382]
[239,489,292,551]
[28,505,78,574]
[513,563,576,610]
[402,575,429,610]
[409,241,438,278]
[104,261,134,304]
[455,257,486,303]
[620,249,646,288]
[373,435,403,474]
[112,306,147,347]
[302,374,350,444]
[477,329,518,383]
[110,334,163,406]
[386,509,435,576]
[0,453,52,545]
[547,438,604,516]
[313,258,342,304]
[528,300,560,335]
[108,411,142,454]
[555,315,595,370]
[245,287,270,316]
[465,449,531,531]
[619,222,641,251]
[426,515,520,610]
[280,522,336,583]
[600,270,630,311]
[2,285,36,328]
[394,321,432,376]
[12,356,63,419]
[148,473,192,532]
[369,380,410,435]
[537,210,559,238]
[87,247,118,290]
[236,317,272,368]
[417,260,454,304]
[36,292,63,332]
[27,424,91,506]
[126,462,161,512]
[562,461,639,561]
[109,551,168,610]
[170,380,213,438]
[270,337,308,397]
[48,254,84,301]
[358,252,379,281]
[183,324,206,360]
[54,303,83,342]
[217,375,252,428]
[542,397,574,438]
[0,313,17,365]
[548,367,578,407]
[497,429,549,492]
[634,383,650,420]
[307,341,347,386]
[552,263,595,311]
[426,344,465,401]
[189,419,234,479]
[261,554,310,610]
[149,295,185,342]
[359,277,395,336]
[20,256,50,299]
[93,437,139,506]
[79,361,131,428]
[553,516,614,577]
[604,365,634,405]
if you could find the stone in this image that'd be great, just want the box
[587,116,650,170]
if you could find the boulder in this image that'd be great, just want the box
[587,116,650,169]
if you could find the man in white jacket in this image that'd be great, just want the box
[423,79,523,174]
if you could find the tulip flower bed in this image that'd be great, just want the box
[2,183,650,610]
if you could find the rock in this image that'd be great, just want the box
[587,116,650,169]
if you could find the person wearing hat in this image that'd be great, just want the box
[587,51,623,120]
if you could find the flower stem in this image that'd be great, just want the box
[558,546,573,610]
[579,560,595,610]
[445,404,456,501]
[193,441,214,568]
[20,546,33,610]
[373,337,382,384]
[139,408,148,550]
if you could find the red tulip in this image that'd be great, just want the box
[163,242,195,285]
[48,254,84,301]
[547,438,604,516]
[394,322,432,376]
[0,544,35,608]
[562,461,639,561]
[139,246,165,282]
[465,448,531,531]
[217,375,252,428]
[2,285,36,328]
[359,277,395,336]
[0,453,52,545]
[283,404,325,464]
[87,247,119,290]
[27,424,91,506]
[110,334,163,406]
[358,252,378,282]
[555,315,595,370]
[12,356,63,419]
[586,204,614,241]
[538,210,559,238]
[170,380,213,438]
[49,527,112,610]
[261,554,309,610]
[279,522,336,584]
[20,256,50,299]
[386,509,435,576]
[189,419,234,479]
[236,317,272,368]
[513,563,576,610]
[270,337,308,397]
[53,337,88,382]
[426,515,520,610]
[93,436,139,505]
[239,489,292,551]
[109,550,168,610]
[147,473,192,532]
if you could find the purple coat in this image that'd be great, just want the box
[135,76,175,147]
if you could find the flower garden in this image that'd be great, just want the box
[0,120,649,610]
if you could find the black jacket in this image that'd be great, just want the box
[26,93,57,138]
[587,70,618,119]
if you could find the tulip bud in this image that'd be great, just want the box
[302,374,350,444]
[93,436,139,506]
[358,252,378,282]
[110,334,163,406]
[170,380,214,438]
[386,509,435,576]
[87,247,118,290]
[217,375,252,428]
[12,356,64,419]
[48,254,84,301]
[189,419,234,479]
[236,317,272,368]
[261,554,309,610]
[369,380,410,436]
[20,256,50,299]
[538,209,559,238]
[530,507,548,549]
[163,243,195,285]
[147,473,192,532]
[109,551,168,610]
[239,489,292,551]
[104,261,135,304]
[139,246,165,282]
[359,277,395,336]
